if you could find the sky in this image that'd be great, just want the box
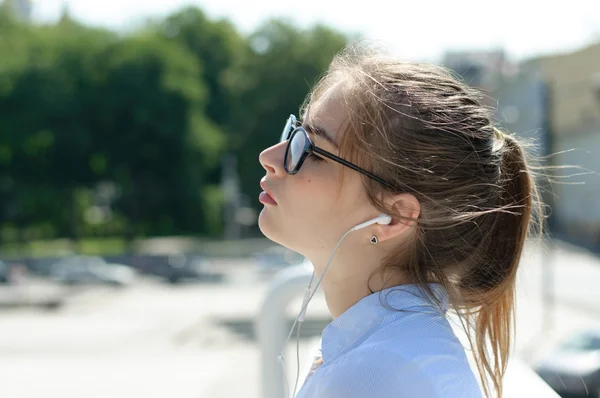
[31,0,600,63]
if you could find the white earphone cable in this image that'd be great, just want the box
[283,228,354,398]
[280,213,391,398]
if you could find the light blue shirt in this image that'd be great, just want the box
[296,283,483,398]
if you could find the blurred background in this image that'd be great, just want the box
[0,1,599,397]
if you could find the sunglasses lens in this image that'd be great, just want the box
[280,117,294,143]
[286,130,307,172]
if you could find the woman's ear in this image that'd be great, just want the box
[373,193,420,243]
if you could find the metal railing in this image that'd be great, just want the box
[255,261,314,398]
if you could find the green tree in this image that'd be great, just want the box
[92,34,225,239]
[154,7,244,129]
[0,14,114,243]
[0,8,350,244]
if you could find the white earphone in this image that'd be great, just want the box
[283,213,392,398]
[351,213,392,231]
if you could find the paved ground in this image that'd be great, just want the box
[0,240,598,398]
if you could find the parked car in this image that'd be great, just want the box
[50,255,135,286]
[163,254,222,284]
[0,260,8,283]
[132,253,221,284]
[535,327,600,397]
[253,246,305,275]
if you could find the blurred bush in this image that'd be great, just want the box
[0,4,348,248]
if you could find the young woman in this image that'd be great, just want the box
[258,45,542,398]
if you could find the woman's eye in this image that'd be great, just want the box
[308,153,325,163]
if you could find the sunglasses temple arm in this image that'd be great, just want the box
[312,147,396,190]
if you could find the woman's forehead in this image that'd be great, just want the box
[306,85,347,141]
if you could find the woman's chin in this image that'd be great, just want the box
[258,208,281,243]
[258,210,302,253]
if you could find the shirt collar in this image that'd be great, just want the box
[321,283,449,362]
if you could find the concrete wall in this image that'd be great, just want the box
[495,42,600,248]
[525,42,600,137]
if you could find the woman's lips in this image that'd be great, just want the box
[259,180,277,205]
[259,191,277,205]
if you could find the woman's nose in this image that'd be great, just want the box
[259,141,287,176]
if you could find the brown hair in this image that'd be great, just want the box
[302,44,544,398]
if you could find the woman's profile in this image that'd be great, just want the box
[257,44,542,398]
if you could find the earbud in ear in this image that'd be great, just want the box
[351,213,392,231]
[376,214,392,225]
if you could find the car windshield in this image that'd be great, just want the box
[559,331,600,351]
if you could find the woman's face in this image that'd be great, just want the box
[258,85,377,259]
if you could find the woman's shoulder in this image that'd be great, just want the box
[348,333,471,374]
[322,344,482,398]
[331,325,482,396]
[369,308,464,354]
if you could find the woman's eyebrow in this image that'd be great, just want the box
[303,123,339,149]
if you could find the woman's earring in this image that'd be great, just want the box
[370,235,378,245]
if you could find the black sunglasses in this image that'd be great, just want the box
[280,114,397,191]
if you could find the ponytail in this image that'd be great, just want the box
[459,130,540,398]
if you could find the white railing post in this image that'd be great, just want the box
[255,261,314,398]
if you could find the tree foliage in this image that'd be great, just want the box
[0,5,348,241]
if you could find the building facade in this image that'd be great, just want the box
[444,42,600,249]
